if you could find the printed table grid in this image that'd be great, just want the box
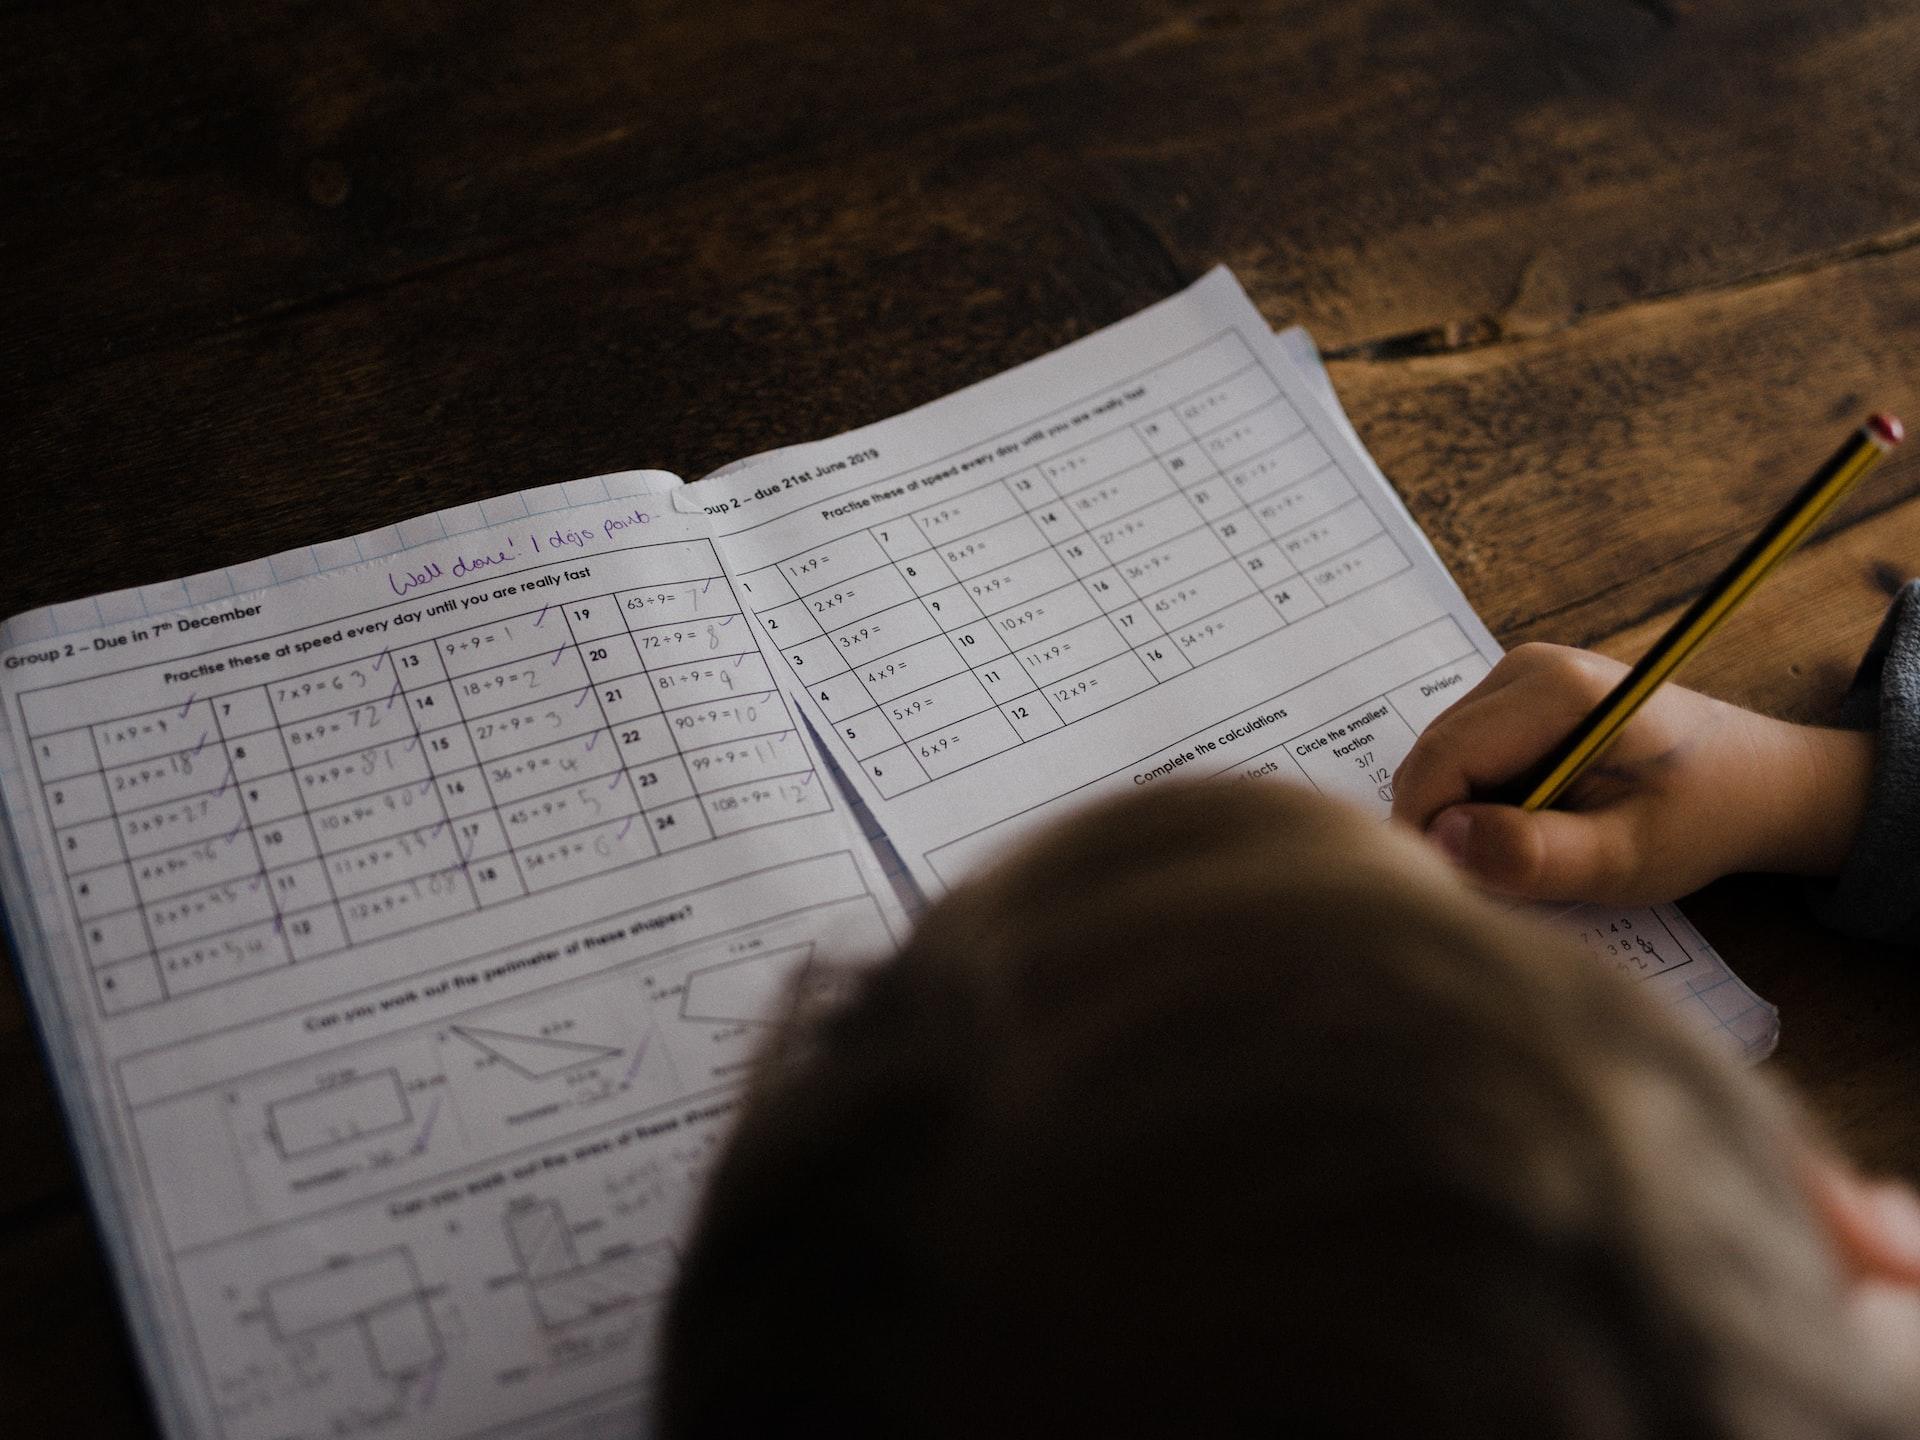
[915,625,1488,889]
[746,346,1413,800]
[26,549,829,1019]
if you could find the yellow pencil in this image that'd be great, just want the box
[1495,414,1905,813]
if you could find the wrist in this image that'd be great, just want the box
[1741,721,1876,876]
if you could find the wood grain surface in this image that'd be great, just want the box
[6,2,1919,1432]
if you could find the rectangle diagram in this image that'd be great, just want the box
[529,1244,678,1330]
[267,1069,412,1160]
[262,1248,442,1379]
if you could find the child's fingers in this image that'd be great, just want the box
[1426,802,1633,903]
[1392,657,1624,829]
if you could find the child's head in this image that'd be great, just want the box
[658,781,1920,1438]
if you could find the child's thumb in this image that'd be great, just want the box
[1425,803,1623,902]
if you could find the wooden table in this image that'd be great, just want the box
[6,3,1918,1430]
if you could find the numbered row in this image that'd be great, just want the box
[76,784,691,973]
[79,771,832,1012]
[749,370,1304,594]
[436,562,741,655]
[809,563,1418,781]
[789,573,1300,719]
[38,652,782,824]
[856,648,1177,798]
[1034,369,1292,496]
[30,602,754,780]
[69,750,823,927]
[759,518,1278,652]
[756,470,1373,679]
[55,714,811,879]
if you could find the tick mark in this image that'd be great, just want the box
[575,689,591,707]
[411,1095,442,1153]
[190,731,209,757]
[620,1028,652,1083]
[534,604,549,627]
[178,693,196,718]
[617,816,634,841]
[551,646,567,666]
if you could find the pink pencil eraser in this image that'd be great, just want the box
[1868,413,1904,447]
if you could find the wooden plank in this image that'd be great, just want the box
[8,1,1920,387]
[1326,237,1920,651]
[0,118,1212,625]
[10,132,1919,643]
[0,0,1177,385]
[1591,493,1920,721]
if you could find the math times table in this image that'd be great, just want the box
[22,539,826,1018]
[735,340,1416,799]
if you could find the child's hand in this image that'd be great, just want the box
[1390,644,1876,905]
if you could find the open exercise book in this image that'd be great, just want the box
[0,269,1775,1440]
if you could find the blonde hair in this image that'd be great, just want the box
[659,781,1914,1437]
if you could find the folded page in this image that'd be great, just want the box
[0,472,905,1440]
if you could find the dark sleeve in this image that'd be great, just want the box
[1806,580,1920,946]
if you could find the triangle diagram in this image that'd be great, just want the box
[450,1025,622,1080]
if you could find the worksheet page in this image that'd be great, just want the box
[0,473,904,1440]
[687,270,1777,1058]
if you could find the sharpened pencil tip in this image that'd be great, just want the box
[1868,414,1905,448]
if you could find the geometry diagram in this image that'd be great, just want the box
[504,1199,677,1330]
[267,1069,413,1160]
[262,1247,442,1381]
[448,1025,622,1080]
[679,944,815,1026]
